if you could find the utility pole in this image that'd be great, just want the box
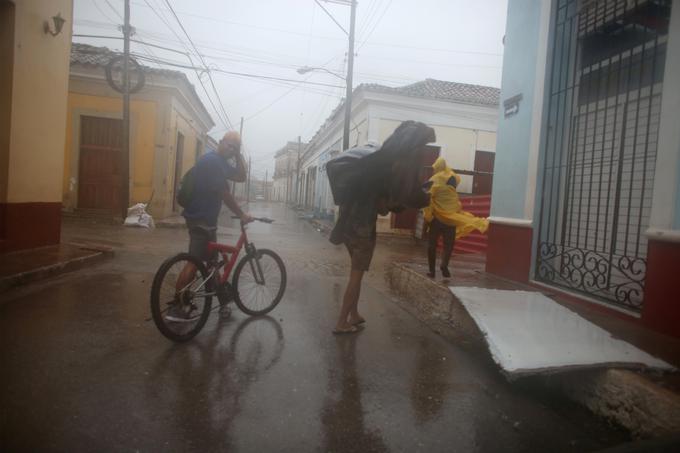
[342,0,357,151]
[285,156,291,204]
[296,136,302,206]
[264,169,268,201]
[246,155,251,203]
[234,116,243,196]
[121,0,131,220]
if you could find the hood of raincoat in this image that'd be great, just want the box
[432,157,447,173]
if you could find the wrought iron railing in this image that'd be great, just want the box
[535,0,671,311]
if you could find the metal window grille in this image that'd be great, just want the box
[535,0,672,311]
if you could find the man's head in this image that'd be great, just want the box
[218,131,241,157]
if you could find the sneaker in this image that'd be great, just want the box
[219,304,232,320]
[165,302,200,323]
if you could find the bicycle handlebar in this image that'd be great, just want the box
[231,216,275,224]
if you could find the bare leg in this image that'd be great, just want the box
[176,262,198,295]
[336,269,365,331]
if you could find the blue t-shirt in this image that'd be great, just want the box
[182,152,237,226]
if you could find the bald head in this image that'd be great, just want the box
[218,131,241,157]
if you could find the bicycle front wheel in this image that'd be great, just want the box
[150,253,213,342]
[233,249,286,316]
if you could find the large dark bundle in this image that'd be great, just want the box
[326,120,436,207]
[325,146,377,206]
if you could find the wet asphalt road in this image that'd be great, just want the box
[1,203,628,452]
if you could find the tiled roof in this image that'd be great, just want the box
[70,43,185,79]
[360,79,500,106]
[70,43,213,127]
[303,78,499,156]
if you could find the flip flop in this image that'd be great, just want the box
[332,325,361,335]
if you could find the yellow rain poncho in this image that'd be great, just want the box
[423,157,489,239]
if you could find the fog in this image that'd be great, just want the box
[73,0,507,179]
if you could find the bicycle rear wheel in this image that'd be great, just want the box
[233,249,286,316]
[150,253,213,342]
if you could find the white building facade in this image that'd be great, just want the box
[298,79,500,227]
[272,140,306,203]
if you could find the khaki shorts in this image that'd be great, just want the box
[186,219,217,262]
[344,235,376,272]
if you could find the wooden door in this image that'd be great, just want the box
[473,150,495,195]
[172,132,185,212]
[392,145,440,230]
[78,116,123,212]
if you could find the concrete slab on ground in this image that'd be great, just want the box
[449,287,673,376]
[387,260,680,438]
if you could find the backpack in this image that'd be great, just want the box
[176,167,196,208]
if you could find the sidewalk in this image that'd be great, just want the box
[0,242,113,293]
[387,254,680,438]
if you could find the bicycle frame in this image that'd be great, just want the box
[205,220,267,287]
[206,229,248,287]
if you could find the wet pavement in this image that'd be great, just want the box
[1,203,629,452]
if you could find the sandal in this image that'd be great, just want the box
[332,325,361,335]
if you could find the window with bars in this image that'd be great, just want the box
[535,0,672,311]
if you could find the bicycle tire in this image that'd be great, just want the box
[233,249,287,316]
[150,253,213,342]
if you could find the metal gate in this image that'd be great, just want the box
[535,0,672,311]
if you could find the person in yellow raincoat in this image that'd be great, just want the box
[423,157,489,278]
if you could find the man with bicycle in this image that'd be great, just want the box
[167,131,253,323]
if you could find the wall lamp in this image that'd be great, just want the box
[44,13,66,37]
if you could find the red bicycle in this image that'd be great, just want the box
[150,217,287,342]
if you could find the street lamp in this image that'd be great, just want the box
[296,66,346,81]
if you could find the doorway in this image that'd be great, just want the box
[472,150,495,195]
[78,116,123,213]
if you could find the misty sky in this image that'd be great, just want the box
[73,0,508,179]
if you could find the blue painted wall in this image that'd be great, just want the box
[490,0,544,220]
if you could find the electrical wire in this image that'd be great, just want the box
[163,0,234,129]
[75,17,503,58]
[140,0,231,130]
[357,0,392,52]
[96,0,164,68]
[313,0,348,35]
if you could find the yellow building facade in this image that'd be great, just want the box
[63,44,214,220]
[1,0,73,253]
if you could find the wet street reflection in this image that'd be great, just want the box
[410,338,452,425]
[147,316,284,451]
[0,202,629,452]
[321,283,387,453]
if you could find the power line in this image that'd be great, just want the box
[95,0,163,68]
[162,0,234,130]
[314,0,348,35]
[357,0,392,52]
[74,33,416,87]
[357,0,381,40]
[140,0,230,130]
[76,18,503,59]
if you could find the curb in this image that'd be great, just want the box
[385,262,484,345]
[0,245,113,294]
[385,261,680,438]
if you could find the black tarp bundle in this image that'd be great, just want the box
[327,120,436,206]
[326,120,436,245]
